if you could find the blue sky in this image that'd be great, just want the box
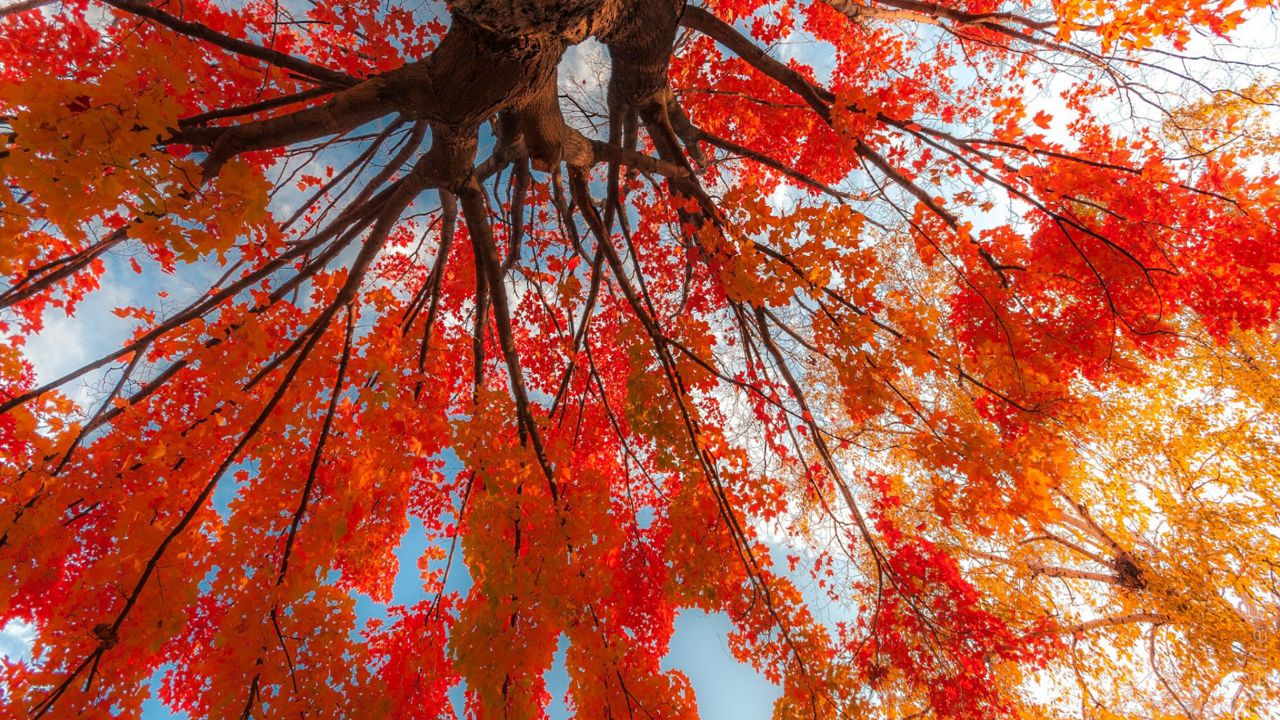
[128,453,785,718]
[128,505,784,719]
[132,612,781,719]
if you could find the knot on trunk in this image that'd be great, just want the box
[91,623,119,649]
[1112,551,1146,590]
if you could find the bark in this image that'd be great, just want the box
[177,0,698,187]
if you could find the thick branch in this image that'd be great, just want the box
[102,0,359,87]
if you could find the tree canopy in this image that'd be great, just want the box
[2,0,1279,718]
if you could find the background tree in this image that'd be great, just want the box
[1,0,1279,718]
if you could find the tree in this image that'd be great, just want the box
[1,0,1278,717]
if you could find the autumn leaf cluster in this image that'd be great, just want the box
[2,0,1280,718]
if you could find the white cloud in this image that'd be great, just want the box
[0,618,36,663]
[558,38,610,137]
[21,264,138,409]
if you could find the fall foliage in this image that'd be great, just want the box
[1,0,1279,718]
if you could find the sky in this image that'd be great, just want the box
[6,1,1278,717]
[3,447,786,719]
[0,257,789,718]
[0,223,786,720]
